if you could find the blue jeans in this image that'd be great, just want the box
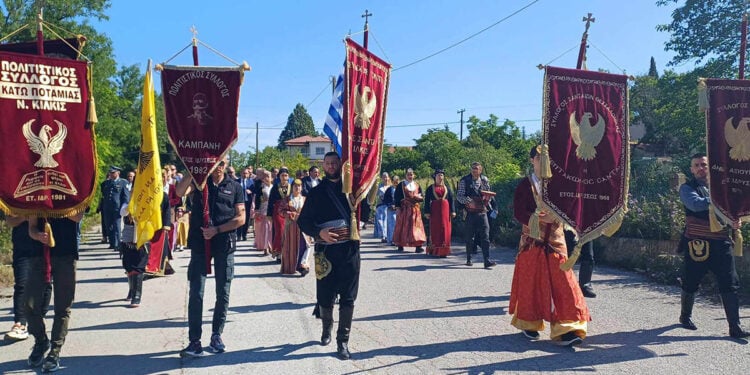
[105,210,122,248]
[386,208,397,244]
[374,205,388,239]
[187,249,235,342]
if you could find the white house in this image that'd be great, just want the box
[284,135,333,161]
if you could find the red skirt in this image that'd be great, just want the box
[393,200,426,247]
[427,199,451,256]
[271,201,285,256]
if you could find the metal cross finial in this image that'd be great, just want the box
[190,25,198,40]
[362,9,373,25]
[582,13,595,33]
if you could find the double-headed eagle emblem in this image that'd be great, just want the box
[22,119,67,168]
[354,84,377,130]
[725,117,750,162]
[569,112,606,161]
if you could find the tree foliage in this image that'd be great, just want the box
[656,0,745,77]
[277,103,317,150]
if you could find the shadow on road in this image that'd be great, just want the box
[357,295,509,322]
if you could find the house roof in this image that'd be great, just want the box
[284,135,331,146]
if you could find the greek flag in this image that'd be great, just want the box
[324,66,344,155]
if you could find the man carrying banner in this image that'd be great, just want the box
[678,153,749,338]
[177,158,245,357]
[509,145,589,346]
[298,151,359,360]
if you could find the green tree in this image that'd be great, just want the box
[657,0,744,77]
[649,56,659,78]
[381,146,421,175]
[413,127,463,176]
[465,115,535,162]
[277,103,317,150]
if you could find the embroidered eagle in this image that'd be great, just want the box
[569,112,606,161]
[725,117,750,162]
[22,119,67,168]
[354,84,377,130]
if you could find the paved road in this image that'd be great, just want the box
[1,228,750,374]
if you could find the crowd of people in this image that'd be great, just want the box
[4,147,750,371]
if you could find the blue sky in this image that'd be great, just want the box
[93,0,688,152]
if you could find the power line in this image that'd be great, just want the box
[392,0,541,72]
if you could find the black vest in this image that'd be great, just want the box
[683,178,709,220]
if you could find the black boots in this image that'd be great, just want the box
[130,273,144,307]
[126,274,135,301]
[679,291,697,330]
[320,306,333,346]
[721,292,750,339]
[336,305,354,360]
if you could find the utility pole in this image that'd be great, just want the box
[457,108,466,140]
[255,121,259,167]
[330,75,336,95]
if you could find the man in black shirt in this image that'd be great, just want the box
[297,152,359,360]
[176,159,245,357]
[26,212,84,372]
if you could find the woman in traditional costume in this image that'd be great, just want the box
[509,145,590,346]
[254,170,273,255]
[268,168,292,262]
[393,168,427,252]
[424,169,455,257]
[280,180,312,275]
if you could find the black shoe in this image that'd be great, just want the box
[299,268,309,277]
[484,261,497,269]
[381,239,387,243]
[680,317,697,330]
[415,247,424,253]
[557,332,582,347]
[730,327,750,339]
[41,353,59,373]
[522,330,540,340]
[209,334,226,353]
[28,339,50,367]
[397,246,404,252]
[337,341,351,360]
[466,260,473,266]
[581,285,597,298]
[179,340,204,357]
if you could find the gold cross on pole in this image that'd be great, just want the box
[190,25,198,44]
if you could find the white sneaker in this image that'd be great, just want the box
[5,322,29,341]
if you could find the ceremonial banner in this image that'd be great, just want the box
[342,38,391,238]
[160,66,242,189]
[541,66,629,269]
[129,61,162,248]
[0,51,96,216]
[700,79,750,253]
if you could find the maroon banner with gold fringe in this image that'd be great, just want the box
[0,51,96,217]
[701,79,750,227]
[541,66,629,268]
[341,38,391,239]
[160,66,242,190]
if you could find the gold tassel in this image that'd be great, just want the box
[528,210,541,240]
[708,204,723,232]
[349,209,360,240]
[539,144,552,178]
[87,95,98,125]
[734,228,744,257]
[44,222,56,248]
[560,242,582,271]
[342,161,352,194]
[697,78,708,111]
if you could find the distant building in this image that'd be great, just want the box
[284,135,333,161]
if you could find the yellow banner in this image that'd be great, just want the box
[129,60,163,248]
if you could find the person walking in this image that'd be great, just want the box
[424,169,455,257]
[456,162,496,268]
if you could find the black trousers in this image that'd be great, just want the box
[316,241,360,308]
[25,255,77,353]
[681,238,739,294]
[464,212,490,261]
[121,243,148,274]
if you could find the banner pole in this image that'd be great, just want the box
[740,11,748,79]
[191,25,212,275]
[36,8,44,56]
[361,9,372,50]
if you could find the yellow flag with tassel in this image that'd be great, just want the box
[128,60,163,248]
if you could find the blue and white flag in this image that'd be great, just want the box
[324,67,344,155]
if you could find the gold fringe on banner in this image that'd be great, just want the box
[44,222,56,248]
[562,242,583,271]
[708,204,724,232]
[734,229,744,257]
[528,210,541,240]
[342,161,352,194]
[539,144,552,178]
[697,78,709,111]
